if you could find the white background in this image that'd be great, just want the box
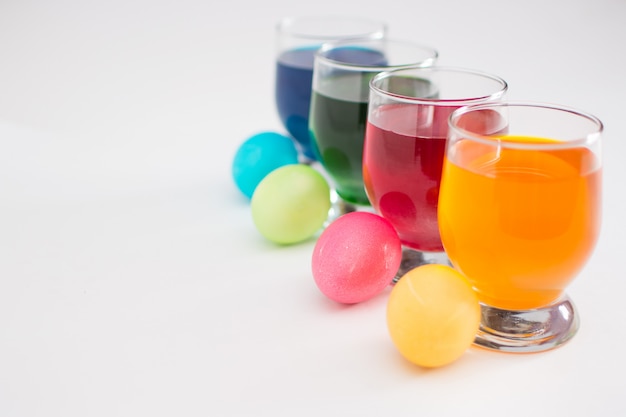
[0,0,624,415]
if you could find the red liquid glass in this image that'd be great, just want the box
[363,103,456,252]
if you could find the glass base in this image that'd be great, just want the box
[474,295,580,353]
[392,246,451,284]
[324,188,373,227]
[298,153,316,165]
[304,161,373,227]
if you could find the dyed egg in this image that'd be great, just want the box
[387,264,480,368]
[251,164,330,245]
[232,131,299,199]
[311,212,402,304]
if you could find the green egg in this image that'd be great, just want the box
[251,164,331,245]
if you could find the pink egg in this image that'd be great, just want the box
[311,211,402,304]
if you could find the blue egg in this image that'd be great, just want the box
[232,131,299,199]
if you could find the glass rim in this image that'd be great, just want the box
[369,65,508,106]
[448,101,604,150]
[276,15,387,41]
[315,38,439,72]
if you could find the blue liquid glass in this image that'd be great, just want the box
[275,47,317,160]
[276,46,388,161]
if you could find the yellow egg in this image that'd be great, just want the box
[386,264,480,368]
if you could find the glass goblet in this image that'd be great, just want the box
[439,102,603,352]
[309,38,438,220]
[275,16,387,162]
[364,66,507,281]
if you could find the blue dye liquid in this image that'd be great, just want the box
[275,47,317,160]
[275,46,387,161]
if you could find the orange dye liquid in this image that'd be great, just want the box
[438,136,602,310]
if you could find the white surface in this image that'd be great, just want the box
[0,0,624,415]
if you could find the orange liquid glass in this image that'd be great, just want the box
[439,136,602,310]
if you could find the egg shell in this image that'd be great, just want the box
[232,131,299,199]
[311,211,402,304]
[251,164,330,245]
[386,264,480,368]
